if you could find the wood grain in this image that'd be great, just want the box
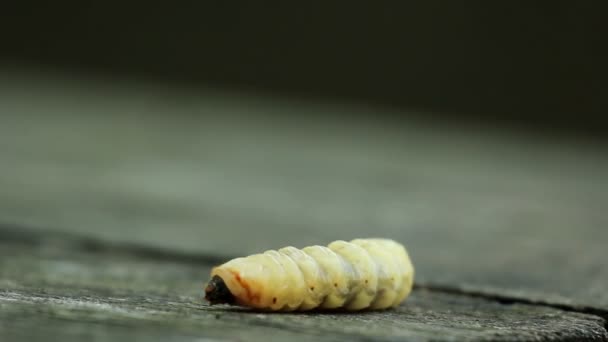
[0,71,607,338]
[1,229,606,341]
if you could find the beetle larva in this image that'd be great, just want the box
[204,238,414,311]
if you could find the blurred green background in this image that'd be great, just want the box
[1,2,607,312]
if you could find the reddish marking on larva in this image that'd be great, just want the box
[229,270,260,303]
[207,239,415,311]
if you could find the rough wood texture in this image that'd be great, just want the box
[1,230,606,342]
[1,70,607,340]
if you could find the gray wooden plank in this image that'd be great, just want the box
[1,229,606,342]
[1,70,607,313]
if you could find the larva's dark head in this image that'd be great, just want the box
[204,275,236,305]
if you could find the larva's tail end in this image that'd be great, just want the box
[204,275,236,305]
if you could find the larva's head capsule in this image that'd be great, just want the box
[204,275,236,305]
[205,258,270,309]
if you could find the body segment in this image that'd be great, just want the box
[205,238,414,311]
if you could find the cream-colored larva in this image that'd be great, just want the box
[204,238,414,311]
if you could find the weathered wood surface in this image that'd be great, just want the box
[1,70,607,340]
[1,228,606,342]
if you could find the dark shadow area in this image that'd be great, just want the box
[1,2,606,139]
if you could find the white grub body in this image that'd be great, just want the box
[208,238,414,311]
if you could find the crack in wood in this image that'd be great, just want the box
[0,222,231,266]
[414,283,608,340]
[2,222,607,341]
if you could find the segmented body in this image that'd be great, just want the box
[207,238,414,311]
